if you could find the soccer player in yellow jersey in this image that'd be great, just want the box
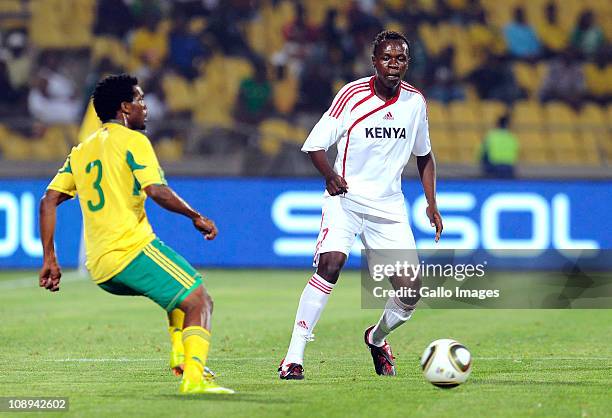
[38,74,234,395]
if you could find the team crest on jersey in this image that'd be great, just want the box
[365,127,406,139]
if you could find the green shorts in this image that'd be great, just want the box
[98,238,202,312]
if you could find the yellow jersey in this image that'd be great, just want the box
[48,122,167,283]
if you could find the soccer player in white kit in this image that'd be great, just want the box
[279,31,443,379]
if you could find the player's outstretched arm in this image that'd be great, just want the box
[416,151,443,242]
[308,150,348,196]
[39,190,72,292]
[144,184,218,240]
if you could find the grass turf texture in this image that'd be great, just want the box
[0,270,610,418]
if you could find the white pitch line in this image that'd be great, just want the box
[0,271,85,290]
[476,357,611,361]
[41,356,611,363]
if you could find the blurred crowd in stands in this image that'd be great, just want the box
[0,0,610,171]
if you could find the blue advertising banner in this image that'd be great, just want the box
[0,178,610,269]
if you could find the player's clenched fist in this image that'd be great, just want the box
[193,215,218,240]
[39,259,62,292]
[325,174,348,196]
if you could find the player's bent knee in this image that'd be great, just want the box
[180,285,206,312]
[317,252,347,283]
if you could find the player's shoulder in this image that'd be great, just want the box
[120,125,150,143]
[111,125,153,150]
[399,81,427,108]
[328,76,373,117]
[65,139,86,160]
[336,77,372,95]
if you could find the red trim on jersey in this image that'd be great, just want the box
[351,91,375,112]
[329,81,369,117]
[341,83,402,177]
[401,81,427,109]
[308,279,331,294]
[331,86,370,118]
[310,275,333,292]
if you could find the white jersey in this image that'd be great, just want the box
[302,76,431,222]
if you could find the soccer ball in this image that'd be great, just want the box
[420,339,472,388]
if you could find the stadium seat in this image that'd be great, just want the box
[579,130,603,166]
[513,62,540,97]
[517,131,553,165]
[34,126,71,161]
[479,100,508,129]
[446,0,468,11]
[584,63,611,97]
[30,0,95,48]
[0,0,21,13]
[2,137,31,160]
[483,1,515,29]
[426,101,449,127]
[454,130,483,164]
[155,139,183,162]
[448,101,479,128]
[577,104,606,129]
[273,75,299,115]
[259,118,294,156]
[419,23,445,56]
[544,102,578,127]
[551,130,579,150]
[91,36,130,68]
[600,131,612,163]
[193,75,233,128]
[245,17,267,56]
[162,74,192,113]
[222,57,255,108]
[430,126,456,163]
[553,149,585,166]
[549,131,581,165]
[512,100,545,129]
[455,46,480,77]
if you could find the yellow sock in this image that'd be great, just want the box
[182,326,211,382]
[168,309,185,349]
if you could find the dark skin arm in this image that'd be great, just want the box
[144,184,218,240]
[308,150,348,196]
[416,151,443,242]
[39,190,72,292]
[39,184,217,293]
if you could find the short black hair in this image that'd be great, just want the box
[372,30,410,56]
[498,114,510,128]
[92,74,138,122]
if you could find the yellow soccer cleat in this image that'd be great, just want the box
[179,377,235,395]
[170,350,215,379]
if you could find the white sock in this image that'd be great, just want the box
[284,273,335,365]
[369,297,414,347]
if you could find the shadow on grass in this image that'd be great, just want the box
[472,379,610,387]
[157,393,301,404]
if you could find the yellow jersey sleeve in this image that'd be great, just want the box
[127,133,167,189]
[48,155,77,197]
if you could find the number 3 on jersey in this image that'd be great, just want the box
[86,159,105,211]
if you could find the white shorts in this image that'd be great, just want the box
[313,196,417,266]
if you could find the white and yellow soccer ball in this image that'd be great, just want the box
[420,339,472,388]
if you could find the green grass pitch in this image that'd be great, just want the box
[1,269,610,418]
